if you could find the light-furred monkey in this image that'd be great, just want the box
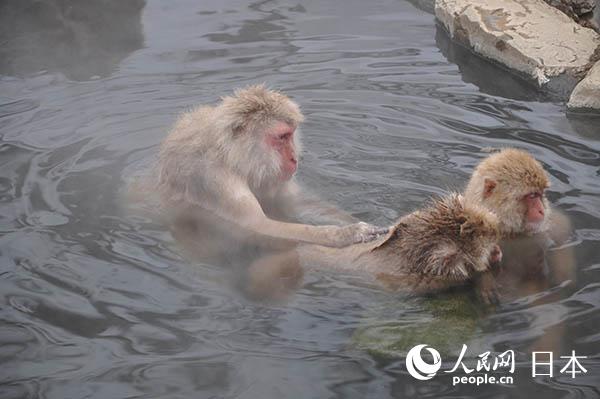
[464,148,575,307]
[156,85,388,299]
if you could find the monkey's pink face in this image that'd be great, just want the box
[266,121,297,181]
[522,191,546,232]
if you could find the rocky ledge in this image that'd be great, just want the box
[435,0,600,112]
[568,58,600,112]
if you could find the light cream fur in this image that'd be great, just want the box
[155,84,386,249]
[464,148,551,236]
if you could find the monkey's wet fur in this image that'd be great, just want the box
[303,193,502,295]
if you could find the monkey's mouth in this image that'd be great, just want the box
[525,221,546,235]
[280,159,298,180]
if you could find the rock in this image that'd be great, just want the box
[545,0,595,17]
[544,0,599,32]
[568,0,595,15]
[568,60,600,112]
[435,0,600,98]
[435,25,548,101]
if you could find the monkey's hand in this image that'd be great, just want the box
[331,222,389,247]
[475,272,500,306]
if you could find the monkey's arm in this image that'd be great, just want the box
[276,181,360,225]
[187,171,386,248]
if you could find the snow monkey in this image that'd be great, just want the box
[464,148,553,238]
[464,147,574,244]
[297,194,503,295]
[464,148,575,305]
[157,85,387,249]
[156,85,388,299]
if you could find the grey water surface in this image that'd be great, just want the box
[1,0,599,398]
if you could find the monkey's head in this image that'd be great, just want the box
[464,148,551,236]
[219,84,304,187]
[398,194,501,281]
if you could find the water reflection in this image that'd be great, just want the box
[0,0,145,81]
[566,113,600,139]
[435,25,548,102]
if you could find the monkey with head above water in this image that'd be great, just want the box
[157,84,387,252]
[152,85,391,300]
[463,148,575,304]
[465,148,553,238]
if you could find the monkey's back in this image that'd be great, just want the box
[364,220,464,293]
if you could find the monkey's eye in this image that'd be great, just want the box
[278,132,292,141]
[524,192,541,200]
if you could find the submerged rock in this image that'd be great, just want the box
[435,0,600,99]
[568,60,600,112]
[352,293,485,358]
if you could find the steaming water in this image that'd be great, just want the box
[1,0,599,398]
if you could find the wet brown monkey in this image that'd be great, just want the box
[298,194,502,295]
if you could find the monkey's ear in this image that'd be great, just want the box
[230,119,247,136]
[483,178,497,198]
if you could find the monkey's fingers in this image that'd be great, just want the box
[373,226,391,236]
[355,224,390,243]
[477,286,500,306]
[474,272,500,306]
